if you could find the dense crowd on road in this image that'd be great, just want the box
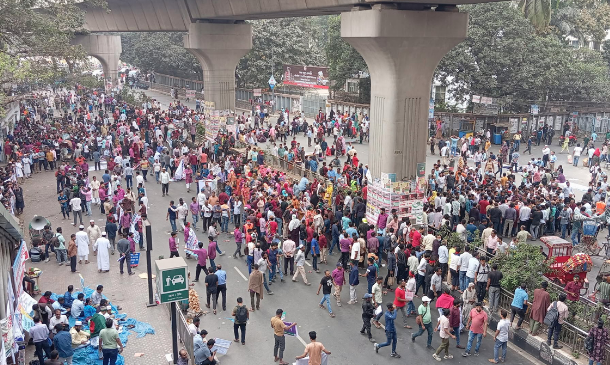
[13,85,610,365]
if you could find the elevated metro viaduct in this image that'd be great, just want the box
[76,0,499,179]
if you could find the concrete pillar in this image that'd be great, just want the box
[184,22,252,111]
[72,34,122,87]
[341,7,468,179]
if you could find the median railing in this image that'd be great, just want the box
[498,287,610,364]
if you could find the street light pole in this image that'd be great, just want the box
[271,48,275,114]
[144,218,156,307]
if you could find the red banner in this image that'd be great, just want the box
[283,65,329,89]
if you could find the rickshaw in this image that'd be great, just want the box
[541,236,590,293]
[573,220,604,256]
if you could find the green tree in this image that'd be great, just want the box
[236,17,327,88]
[0,0,107,114]
[519,0,552,31]
[435,2,610,113]
[325,15,369,101]
[551,0,610,46]
[120,32,201,79]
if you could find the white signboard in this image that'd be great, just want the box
[509,118,519,134]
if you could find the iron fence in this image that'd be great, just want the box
[164,303,195,365]
[498,288,610,364]
[262,154,332,191]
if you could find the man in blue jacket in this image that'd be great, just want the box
[374,303,400,358]
[53,324,74,364]
[63,285,74,309]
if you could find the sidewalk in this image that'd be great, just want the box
[486,312,587,365]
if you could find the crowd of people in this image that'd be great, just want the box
[29,285,123,365]
[13,84,610,365]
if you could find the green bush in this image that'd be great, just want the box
[491,243,551,292]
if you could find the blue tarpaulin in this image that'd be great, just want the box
[49,286,155,365]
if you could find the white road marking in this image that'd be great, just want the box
[233,266,248,281]
[295,333,308,347]
[305,260,312,267]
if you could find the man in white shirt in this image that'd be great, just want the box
[282,239,296,276]
[491,310,510,363]
[422,232,435,251]
[416,253,429,295]
[465,252,480,286]
[456,221,467,242]
[351,237,362,265]
[438,240,449,281]
[49,309,69,333]
[160,168,171,196]
[344,194,353,214]
[573,144,583,166]
[70,196,83,226]
[458,247,472,292]
[518,204,531,230]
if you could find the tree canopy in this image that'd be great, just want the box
[236,17,327,88]
[0,0,107,114]
[325,15,368,102]
[120,32,201,79]
[435,2,610,113]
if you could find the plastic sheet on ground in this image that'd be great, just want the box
[49,286,155,365]
[72,346,125,365]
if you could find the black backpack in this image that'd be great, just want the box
[544,301,559,326]
[235,305,248,322]
[299,225,307,240]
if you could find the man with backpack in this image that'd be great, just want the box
[546,293,568,349]
[232,297,249,345]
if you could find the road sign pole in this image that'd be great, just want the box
[271,50,275,114]
[145,221,156,307]
[171,301,178,364]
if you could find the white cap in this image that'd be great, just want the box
[75,321,82,326]
[79,225,85,229]
[90,219,95,223]
[422,296,432,302]
[107,306,112,310]
[102,232,107,236]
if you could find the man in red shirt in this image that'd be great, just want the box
[318,234,328,264]
[410,228,422,248]
[479,196,490,219]
[392,279,412,329]
[305,223,314,260]
[462,302,488,356]
[38,291,55,305]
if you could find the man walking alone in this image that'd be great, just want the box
[271,308,297,365]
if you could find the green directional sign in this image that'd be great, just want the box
[155,257,189,304]
[161,268,187,293]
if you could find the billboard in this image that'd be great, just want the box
[283,64,329,89]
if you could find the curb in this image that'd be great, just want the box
[488,314,585,365]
